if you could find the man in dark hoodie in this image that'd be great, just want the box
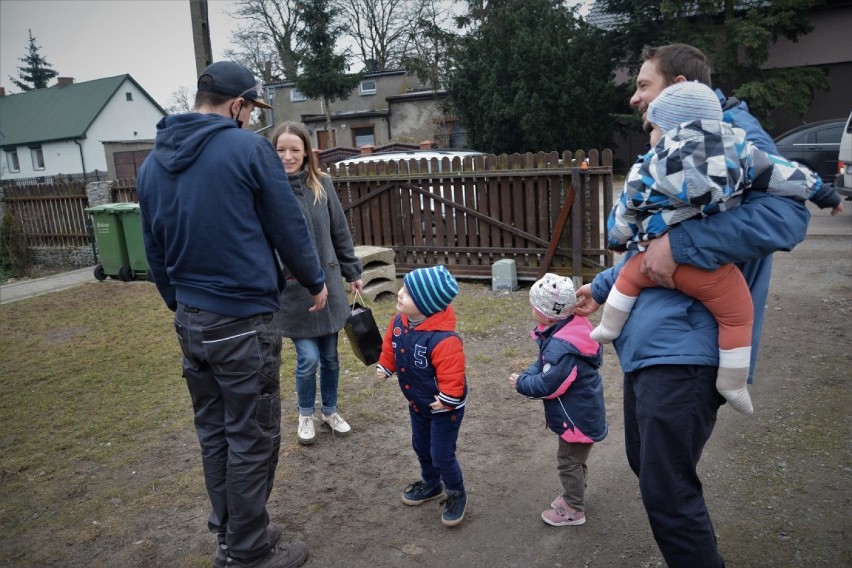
[137,61,326,568]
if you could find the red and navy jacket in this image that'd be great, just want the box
[377,305,467,414]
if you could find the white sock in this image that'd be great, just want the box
[717,347,753,415]
[590,288,637,344]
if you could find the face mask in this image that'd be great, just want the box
[233,77,264,129]
[232,101,245,129]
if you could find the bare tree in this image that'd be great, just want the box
[401,0,463,90]
[333,0,426,71]
[166,86,194,115]
[225,0,303,81]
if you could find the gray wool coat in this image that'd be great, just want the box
[276,170,362,339]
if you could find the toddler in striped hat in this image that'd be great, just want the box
[375,264,469,527]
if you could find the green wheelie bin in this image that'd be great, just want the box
[113,203,151,281]
[85,204,131,281]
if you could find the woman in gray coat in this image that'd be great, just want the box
[272,122,363,445]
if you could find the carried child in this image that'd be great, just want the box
[509,274,607,527]
[590,81,843,415]
[376,265,468,527]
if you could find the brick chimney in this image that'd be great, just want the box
[0,87,5,97]
[419,140,434,150]
[57,77,75,88]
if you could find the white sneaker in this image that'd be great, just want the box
[297,415,316,445]
[321,412,351,436]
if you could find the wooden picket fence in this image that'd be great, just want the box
[1,180,137,247]
[325,149,615,281]
[2,151,615,282]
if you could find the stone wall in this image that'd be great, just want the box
[31,246,95,270]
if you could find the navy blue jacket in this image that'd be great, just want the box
[516,316,607,443]
[138,113,325,317]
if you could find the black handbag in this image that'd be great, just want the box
[344,291,384,366]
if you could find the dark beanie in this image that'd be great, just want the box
[403,265,459,316]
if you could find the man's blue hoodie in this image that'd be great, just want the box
[138,113,325,318]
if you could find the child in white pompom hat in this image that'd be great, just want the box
[510,273,607,527]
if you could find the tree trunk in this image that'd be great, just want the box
[324,97,336,147]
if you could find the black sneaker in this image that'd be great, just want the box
[401,480,445,506]
[440,489,467,527]
[214,523,282,568]
[226,541,308,568]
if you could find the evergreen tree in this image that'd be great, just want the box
[294,0,362,146]
[448,0,619,154]
[10,30,59,91]
[599,0,829,125]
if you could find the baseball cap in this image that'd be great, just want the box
[197,61,272,109]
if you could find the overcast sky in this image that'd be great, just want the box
[0,0,241,108]
[1,0,593,110]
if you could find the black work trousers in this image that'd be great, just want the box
[174,304,282,562]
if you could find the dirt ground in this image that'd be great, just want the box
[16,204,852,567]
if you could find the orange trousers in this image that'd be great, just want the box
[617,254,754,350]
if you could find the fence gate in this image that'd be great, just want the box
[328,150,614,283]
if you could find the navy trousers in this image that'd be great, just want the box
[408,406,465,492]
[174,304,282,562]
[624,364,726,568]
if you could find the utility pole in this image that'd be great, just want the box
[189,0,213,77]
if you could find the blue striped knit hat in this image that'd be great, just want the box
[647,81,722,134]
[403,265,459,316]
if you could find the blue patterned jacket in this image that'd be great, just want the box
[607,119,834,251]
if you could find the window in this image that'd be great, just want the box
[359,80,376,95]
[352,126,375,147]
[30,146,45,170]
[816,125,843,144]
[290,88,306,102]
[5,149,20,172]
[125,92,133,101]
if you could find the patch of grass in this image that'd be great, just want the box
[0,278,531,565]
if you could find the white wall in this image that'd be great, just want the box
[2,140,83,179]
[1,78,164,180]
[85,78,164,173]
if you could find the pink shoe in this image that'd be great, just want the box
[542,500,586,527]
[551,495,568,509]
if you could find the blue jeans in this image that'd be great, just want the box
[174,304,282,563]
[292,333,340,416]
[409,406,465,492]
[624,364,725,568]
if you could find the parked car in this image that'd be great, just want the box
[773,118,846,181]
[334,149,485,174]
[836,111,852,198]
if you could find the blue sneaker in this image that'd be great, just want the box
[440,489,467,527]
[401,480,444,506]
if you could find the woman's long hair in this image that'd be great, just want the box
[271,121,328,203]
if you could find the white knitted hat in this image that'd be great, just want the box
[647,81,722,133]
[529,273,576,321]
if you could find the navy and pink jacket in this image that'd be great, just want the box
[515,315,607,444]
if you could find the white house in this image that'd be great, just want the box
[0,75,166,181]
